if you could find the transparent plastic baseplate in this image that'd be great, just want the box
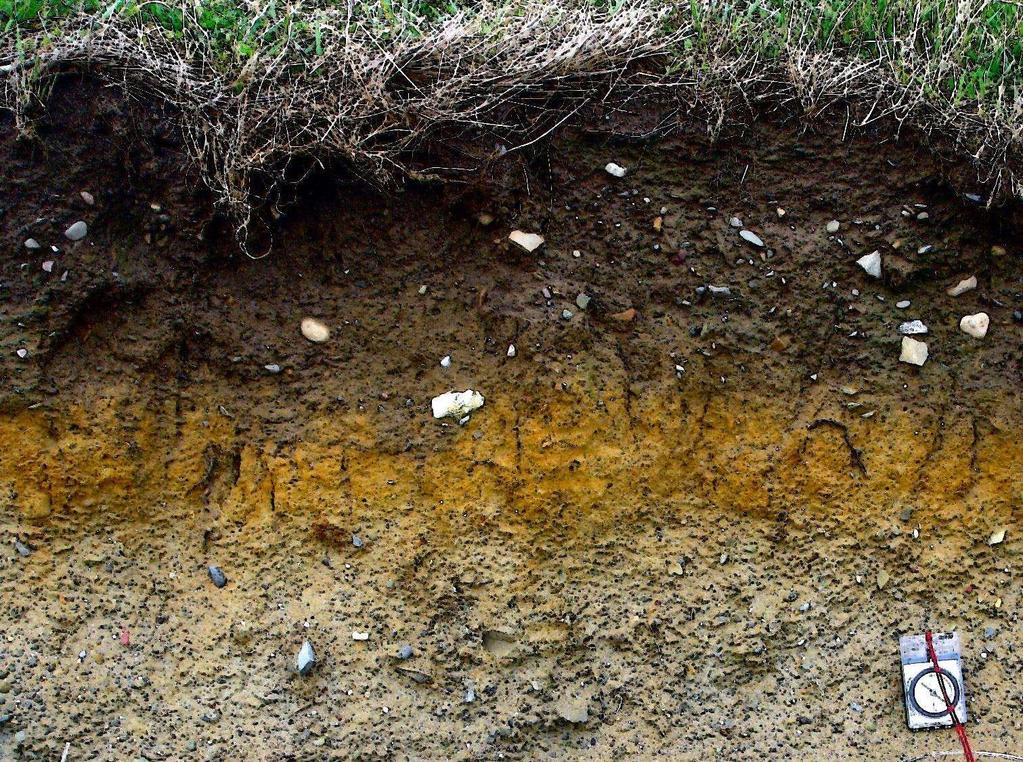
[899,632,967,731]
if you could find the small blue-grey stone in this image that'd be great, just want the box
[14,541,31,557]
[297,641,316,676]
[352,535,364,548]
[208,565,227,588]
[398,645,414,660]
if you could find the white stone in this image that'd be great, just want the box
[604,162,627,178]
[15,348,27,359]
[555,695,589,724]
[898,320,928,335]
[896,300,911,309]
[947,275,977,296]
[64,221,88,241]
[899,336,928,366]
[42,261,54,273]
[989,528,1007,546]
[507,344,516,358]
[959,312,989,338]
[300,317,330,343]
[24,238,40,250]
[739,230,764,247]
[431,389,484,419]
[80,191,95,206]
[826,220,840,234]
[856,251,882,278]
[352,631,370,641]
[729,217,743,228]
[440,355,451,368]
[509,230,544,252]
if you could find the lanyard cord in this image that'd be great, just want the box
[925,630,976,762]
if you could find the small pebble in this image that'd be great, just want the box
[507,344,516,358]
[440,355,451,368]
[899,336,928,366]
[575,293,591,310]
[604,162,627,178]
[508,231,544,253]
[729,217,743,228]
[959,312,989,339]
[352,534,364,548]
[739,230,764,247]
[898,320,928,336]
[896,300,911,309]
[24,238,40,250]
[856,251,882,278]
[264,364,282,374]
[826,220,840,234]
[64,221,88,241]
[300,317,330,343]
[947,275,977,296]
[561,309,574,320]
[297,641,316,675]
[398,645,414,660]
[207,565,227,588]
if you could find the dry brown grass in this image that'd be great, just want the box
[2,1,1020,255]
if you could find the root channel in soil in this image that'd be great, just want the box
[1,81,1022,760]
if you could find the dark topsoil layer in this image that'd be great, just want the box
[2,75,1021,425]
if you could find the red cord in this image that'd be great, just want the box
[925,630,976,762]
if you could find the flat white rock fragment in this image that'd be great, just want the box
[509,230,544,252]
[826,220,840,234]
[856,251,882,278]
[604,162,627,178]
[899,336,928,366]
[947,275,977,296]
[898,320,928,335]
[959,312,989,338]
[739,230,764,247]
[431,389,485,419]
[300,317,330,343]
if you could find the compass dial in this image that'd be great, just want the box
[909,667,960,718]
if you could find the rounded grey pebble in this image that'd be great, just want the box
[64,221,88,241]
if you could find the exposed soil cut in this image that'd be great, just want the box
[1,78,1022,760]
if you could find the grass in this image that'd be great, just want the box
[1,1,1020,252]
[4,0,1020,104]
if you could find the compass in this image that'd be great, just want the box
[899,632,968,730]
[908,665,961,718]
